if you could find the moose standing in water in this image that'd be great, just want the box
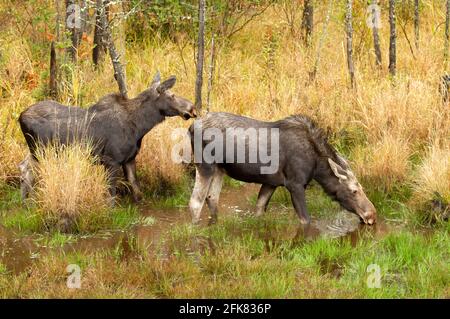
[19,72,196,201]
[188,112,376,226]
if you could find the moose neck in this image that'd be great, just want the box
[312,157,340,198]
[130,99,166,140]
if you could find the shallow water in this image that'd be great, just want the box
[0,225,39,273]
[0,184,393,274]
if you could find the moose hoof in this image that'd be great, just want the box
[133,192,144,203]
[57,216,74,233]
[208,216,218,225]
[255,208,264,217]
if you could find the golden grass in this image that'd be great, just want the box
[352,133,412,192]
[136,118,188,192]
[411,141,450,217]
[33,142,111,232]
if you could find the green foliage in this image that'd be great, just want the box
[127,0,197,41]
[126,0,272,42]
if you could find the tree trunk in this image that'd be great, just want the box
[195,0,206,113]
[445,0,450,63]
[93,0,109,66]
[55,0,62,43]
[80,0,87,33]
[345,0,356,89]
[97,0,128,98]
[52,0,61,98]
[301,0,314,47]
[309,0,333,82]
[389,0,397,76]
[49,42,57,98]
[65,0,82,63]
[371,0,382,68]
[206,35,216,113]
[414,0,420,50]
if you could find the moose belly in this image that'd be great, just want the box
[221,163,284,186]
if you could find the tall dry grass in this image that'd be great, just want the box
[411,141,450,220]
[0,1,448,218]
[33,142,111,232]
[352,133,412,192]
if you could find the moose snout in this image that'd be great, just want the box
[363,210,377,225]
[183,111,196,120]
[182,106,197,120]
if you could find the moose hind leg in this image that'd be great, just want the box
[19,154,35,201]
[189,167,214,225]
[206,169,224,224]
[105,162,121,205]
[123,159,143,202]
[255,184,276,216]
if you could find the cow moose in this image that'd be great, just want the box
[18,72,196,201]
[188,112,377,226]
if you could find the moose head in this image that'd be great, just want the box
[327,157,377,225]
[148,72,196,120]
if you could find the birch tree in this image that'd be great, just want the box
[414,0,420,49]
[49,42,57,98]
[65,0,85,62]
[345,0,355,88]
[370,0,382,68]
[97,0,128,98]
[206,35,216,113]
[389,0,397,76]
[309,0,333,82]
[93,0,109,66]
[445,0,450,64]
[195,0,206,113]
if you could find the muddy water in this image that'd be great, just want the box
[0,225,39,273]
[0,184,392,273]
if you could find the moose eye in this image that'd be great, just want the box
[352,190,358,194]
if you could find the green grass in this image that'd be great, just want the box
[1,207,43,233]
[0,182,142,232]
[158,216,449,298]
[143,176,192,209]
[34,232,76,248]
[0,180,448,298]
[2,215,446,298]
[0,262,8,275]
[223,175,246,188]
[0,213,448,298]
[109,205,140,229]
[0,183,22,211]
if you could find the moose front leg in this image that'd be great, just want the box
[189,166,214,225]
[255,184,276,216]
[123,159,143,202]
[287,184,311,225]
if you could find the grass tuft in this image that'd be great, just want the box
[32,142,111,233]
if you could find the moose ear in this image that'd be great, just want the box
[328,158,348,182]
[157,76,177,94]
[150,71,161,87]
